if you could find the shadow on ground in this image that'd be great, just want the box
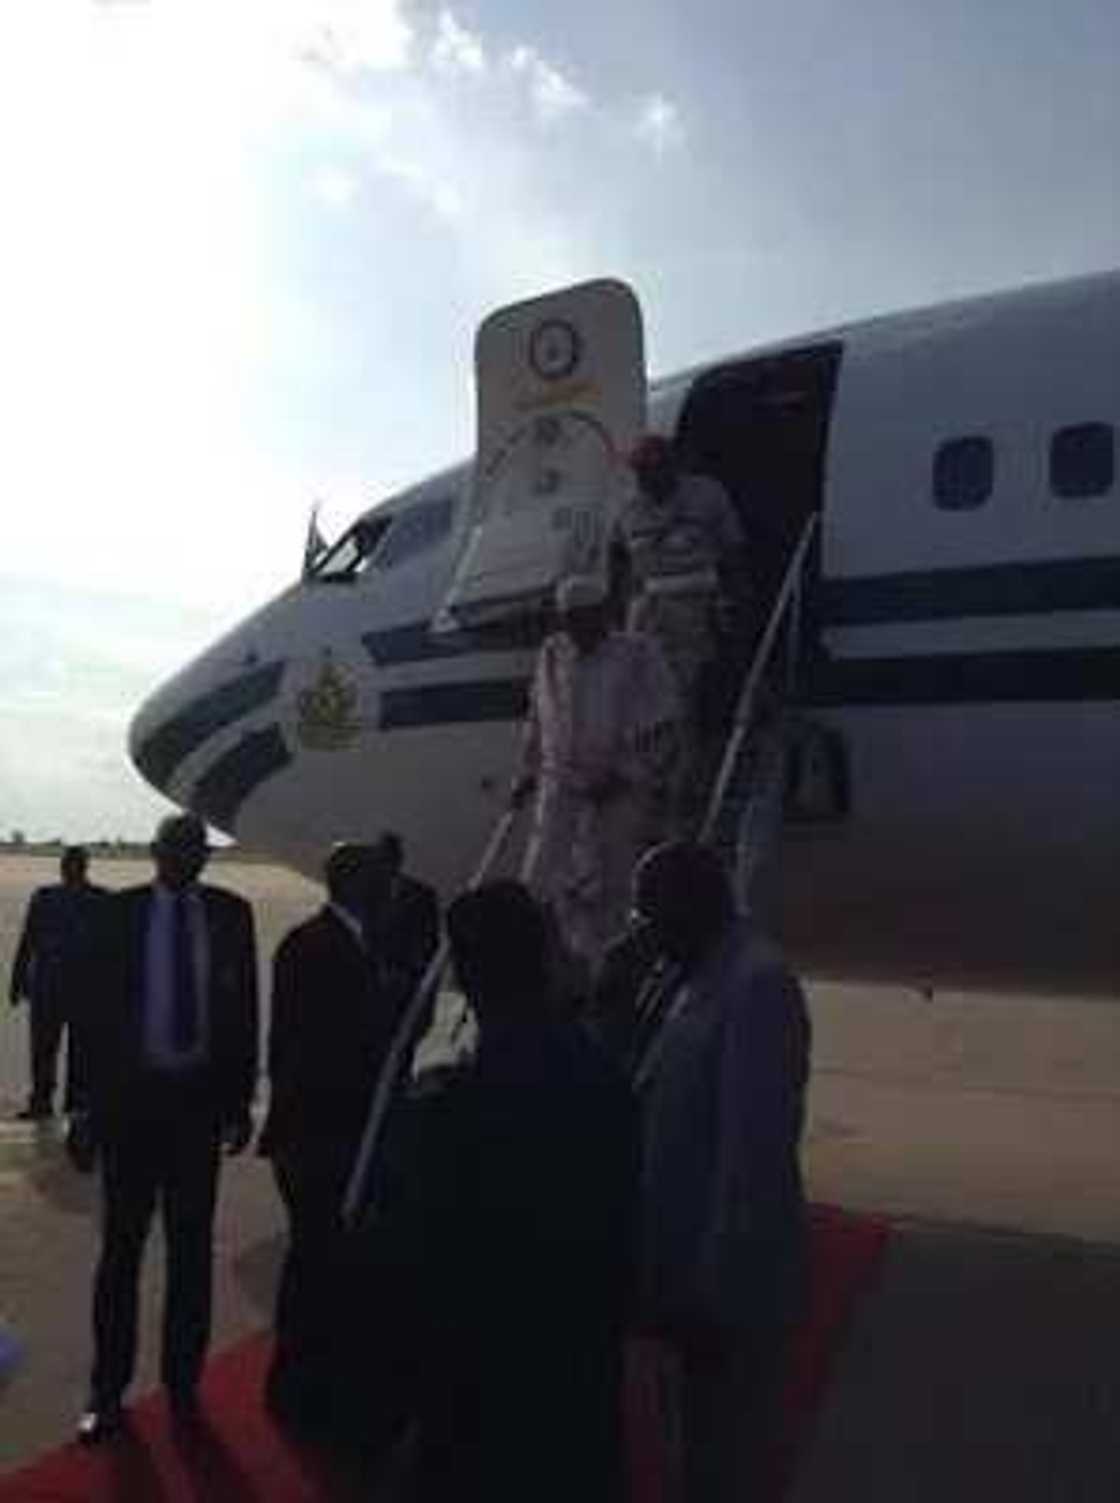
[24,1138,98,1217]
[794,1219,1120,1502]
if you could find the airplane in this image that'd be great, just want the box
[129,270,1120,1001]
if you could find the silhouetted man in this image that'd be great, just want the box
[259,842,401,1430]
[369,830,439,1004]
[633,842,811,1503]
[8,845,106,1121]
[74,814,258,1443]
[388,881,639,1503]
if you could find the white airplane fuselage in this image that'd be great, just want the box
[131,272,1120,998]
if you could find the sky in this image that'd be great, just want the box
[0,0,1117,839]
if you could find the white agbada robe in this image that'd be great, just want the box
[519,629,679,970]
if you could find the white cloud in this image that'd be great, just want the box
[0,0,702,837]
[431,8,486,77]
[376,153,465,220]
[635,92,686,155]
[506,45,589,124]
[313,162,359,210]
[290,0,414,76]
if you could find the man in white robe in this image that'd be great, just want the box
[512,576,680,974]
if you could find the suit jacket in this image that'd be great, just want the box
[9,882,108,1009]
[80,882,258,1134]
[258,907,400,1165]
[401,1019,639,1315]
[372,1018,638,1502]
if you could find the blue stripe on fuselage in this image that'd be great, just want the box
[134,661,285,789]
[362,617,542,666]
[164,552,1120,827]
[191,725,292,831]
[818,555,1120,627]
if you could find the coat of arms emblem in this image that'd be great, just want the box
[295,651,362,750]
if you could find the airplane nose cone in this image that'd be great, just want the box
[128,693,157,776]
[128,650,288,810]
[128,672,192,797]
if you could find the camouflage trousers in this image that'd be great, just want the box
[627,588,718,713]
[627,588,728,827]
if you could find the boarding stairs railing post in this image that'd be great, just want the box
[699,512,818,847]
[626,513,819,1081]
[342,808,518,1226]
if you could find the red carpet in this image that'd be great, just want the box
[0,1206,889,1502]
[768,1205,891,1496]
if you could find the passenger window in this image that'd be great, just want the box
[933,436,994,511]
[375,497,454,571]
[1050,423,1114,499]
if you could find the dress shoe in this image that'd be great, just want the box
[15,1105,52,1122]
[77,1404,124,1445]
[64,1115,98,1174]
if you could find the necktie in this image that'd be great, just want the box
[172,894,199,1054]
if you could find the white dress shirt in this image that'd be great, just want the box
[143,884,210,1071]
[327,900,365,951]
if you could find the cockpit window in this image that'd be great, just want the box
[374,496,455,571]
[308,495,454,583]
[310,515,392,583]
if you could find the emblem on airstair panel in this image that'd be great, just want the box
[528,318,581,381]
[294,651,363,751]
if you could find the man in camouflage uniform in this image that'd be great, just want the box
[618,435,749,816]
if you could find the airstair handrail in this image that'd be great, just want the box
[699,512,819,844]
[342,807,518,1226]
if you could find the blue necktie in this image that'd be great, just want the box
[172,894,199,1053]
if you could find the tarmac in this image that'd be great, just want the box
[1,857,1119,1496]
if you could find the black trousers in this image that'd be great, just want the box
[267,1146,417,1464]
[91,1086,221,1404]
[27,995,74,1112]
[267,1148,351,1420]
[679,1324,789,1503]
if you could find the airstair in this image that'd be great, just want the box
[344,517,821,1219]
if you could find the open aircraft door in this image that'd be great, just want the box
[436,279,645,632]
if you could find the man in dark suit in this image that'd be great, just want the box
[381,881,638,1503]
[258,842,402,1432]
[74,814,258,1443]
[369,831,439,1003]
[8,845,106,1120]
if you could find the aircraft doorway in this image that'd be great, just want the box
[674,341,843,613]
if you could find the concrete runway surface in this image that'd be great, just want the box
[1,855,1118,1496]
